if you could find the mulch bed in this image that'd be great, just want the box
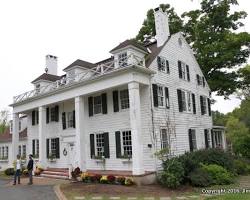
[61,182,194,197]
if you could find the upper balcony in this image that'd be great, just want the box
[12,54,148,104]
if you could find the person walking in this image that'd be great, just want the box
[27,154,34,185]
[13,155,21,185]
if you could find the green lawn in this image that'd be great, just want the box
[205,193,250,200]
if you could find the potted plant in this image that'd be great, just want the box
[48,154,56,162]
[121,153,132,163]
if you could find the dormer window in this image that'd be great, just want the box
[118,52,128,67]
[35,84,40,93]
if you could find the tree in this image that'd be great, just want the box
[226,116,250,158]
[238,64,250,98]
[0,109,9,134]
[136,0,250,97]
[212,111,228,126]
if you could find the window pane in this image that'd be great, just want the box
[94,96,102,114]
[96,133,104,157]
[120,90,130,109]
[122,131,132,157]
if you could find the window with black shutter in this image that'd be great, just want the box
[115,131,121,158]
[73,110,76,128]
[46,107,50,123]
[207,98,211,116]
[62,112,66,130]
[186,65,190,81]
[157,56,170,73]
[36,110,39,124]
[188,129,197,152]
[101,93,107,114]
[192,93,196,114]
[103,132,110,158]
[202,77,205,87]
[32,110,36,126]
[90,134,95,158]
[204,129,210,149]
[152,84,158,107]
[55,138,60,158]
[177,89,183,112]
[32,140,35,156]
[197,74,202,85]
[88,96,93,117]
[54,105,59,122]
[178,60,182,79]
[200,96,207,115]
[113,91,119,112]
[46,139,49,158]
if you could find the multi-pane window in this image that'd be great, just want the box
[22,145,26,157]
[180,62,186,80]
[118,52,128,67]
[51,138,57,157]
[158,86,164,107]
[96,133,104,157]
[200,96,207,115]
[181,90,187,111]
[187,92,192,112]
[157,56,170,73]
[50,107,56,122]
[36,140,39,157]
[18,145,22,156]
[213,130,223,148]
[0,146,8,159]
[6,147,8,159]
[93,96,102,114]
[189,129,197,151]
[120,89,130,109]
[197,74,202,85]
[122,131,132,157]
[161,129,169,149]
[67,112,74,128]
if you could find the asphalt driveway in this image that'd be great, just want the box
[0,178,58,200]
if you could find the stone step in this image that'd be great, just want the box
[46,168,69,172]
[42,170,69,177]
[40,173,69,180]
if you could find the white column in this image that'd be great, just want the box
[11,113,19,164]
[75,96,87,171]
[128,82,145,175]
[39,106,46,167]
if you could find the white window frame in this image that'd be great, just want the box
[190,129,197,151]
[181,90,187,111]
[180,61,186,80]
[160,128,170,150]
[93,95,102,115]
[213,130,223,148]
[95,133,105,157]
[158,56,169,73]
[120,89,130,110]
[22,145,26,157]
[18,145,22,156]
[202,96,207,115]
[118,52,128,67]
[157,86,164,107]
[50,138,57,157]
[121,130,132,157]
[67,111,74,128]
[187,92,192,112]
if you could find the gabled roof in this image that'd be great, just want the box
[110,39,149,53]
[63,59,95,71]
[31,73,61,84]
[0,128,27,143]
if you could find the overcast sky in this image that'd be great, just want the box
[0,0,249,115]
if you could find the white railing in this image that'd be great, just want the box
[13,54,145,104]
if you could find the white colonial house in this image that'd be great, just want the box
[7,8,226,179]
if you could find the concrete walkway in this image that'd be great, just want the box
[0,177,68,200]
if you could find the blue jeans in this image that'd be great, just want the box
[14,169,21,184]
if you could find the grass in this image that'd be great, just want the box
[205,193,250,200]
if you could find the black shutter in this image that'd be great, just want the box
[192,93,196,114]
[115,131,121,158]
[55,105,59,122]
[152,84,158,107]
[32,140,35,156]
[196,74,200,85]
[157,56,161,71]
[202,77,205,87]
[55,138,60,158]
[46,139,49,158]
[186,65,190,81]
[165,87,170,109]
[177,89,183,112]
[178,61,182,79]
[62,112,66,130]
[46,107,50,124]
[36,111,39,124]
[113,91,119,112]
[32,111,36,126]
[90,134,95,158]
[200,96,204,115]
[204,129,209,149]
[188,129,194,152]
[103,132,110,158]
[101,93,107,114]
[88,97,93,117]
[73,110,76,128]
[207,98,211,116]
[166,60,170,73]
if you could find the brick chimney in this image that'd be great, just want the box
[45,55,58,75]
[154,7,170,47]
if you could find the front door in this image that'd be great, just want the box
[67,143,76,167]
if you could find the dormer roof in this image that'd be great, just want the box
[63,59,95,72]
[31,73,61,84]
[110,39,149,54]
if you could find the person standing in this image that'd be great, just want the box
[13,155,21,185]
[27,154,34,185]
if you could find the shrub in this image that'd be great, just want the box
[81,172,91,182]
[4,168,14,176]
[234,159,249,175]
[158,172,181,188]
[188,168,213,187]
[100,175,108,184]
[125,177,134,186]
[116,176,126,185]
[202,164,234,185]
[107,175,116,183]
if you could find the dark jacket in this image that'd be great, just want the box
[27,159,34,170]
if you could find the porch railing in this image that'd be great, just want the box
[13,54,145,104]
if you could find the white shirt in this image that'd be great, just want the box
[16,159,21,170]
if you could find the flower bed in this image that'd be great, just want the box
[80,172,134,186]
